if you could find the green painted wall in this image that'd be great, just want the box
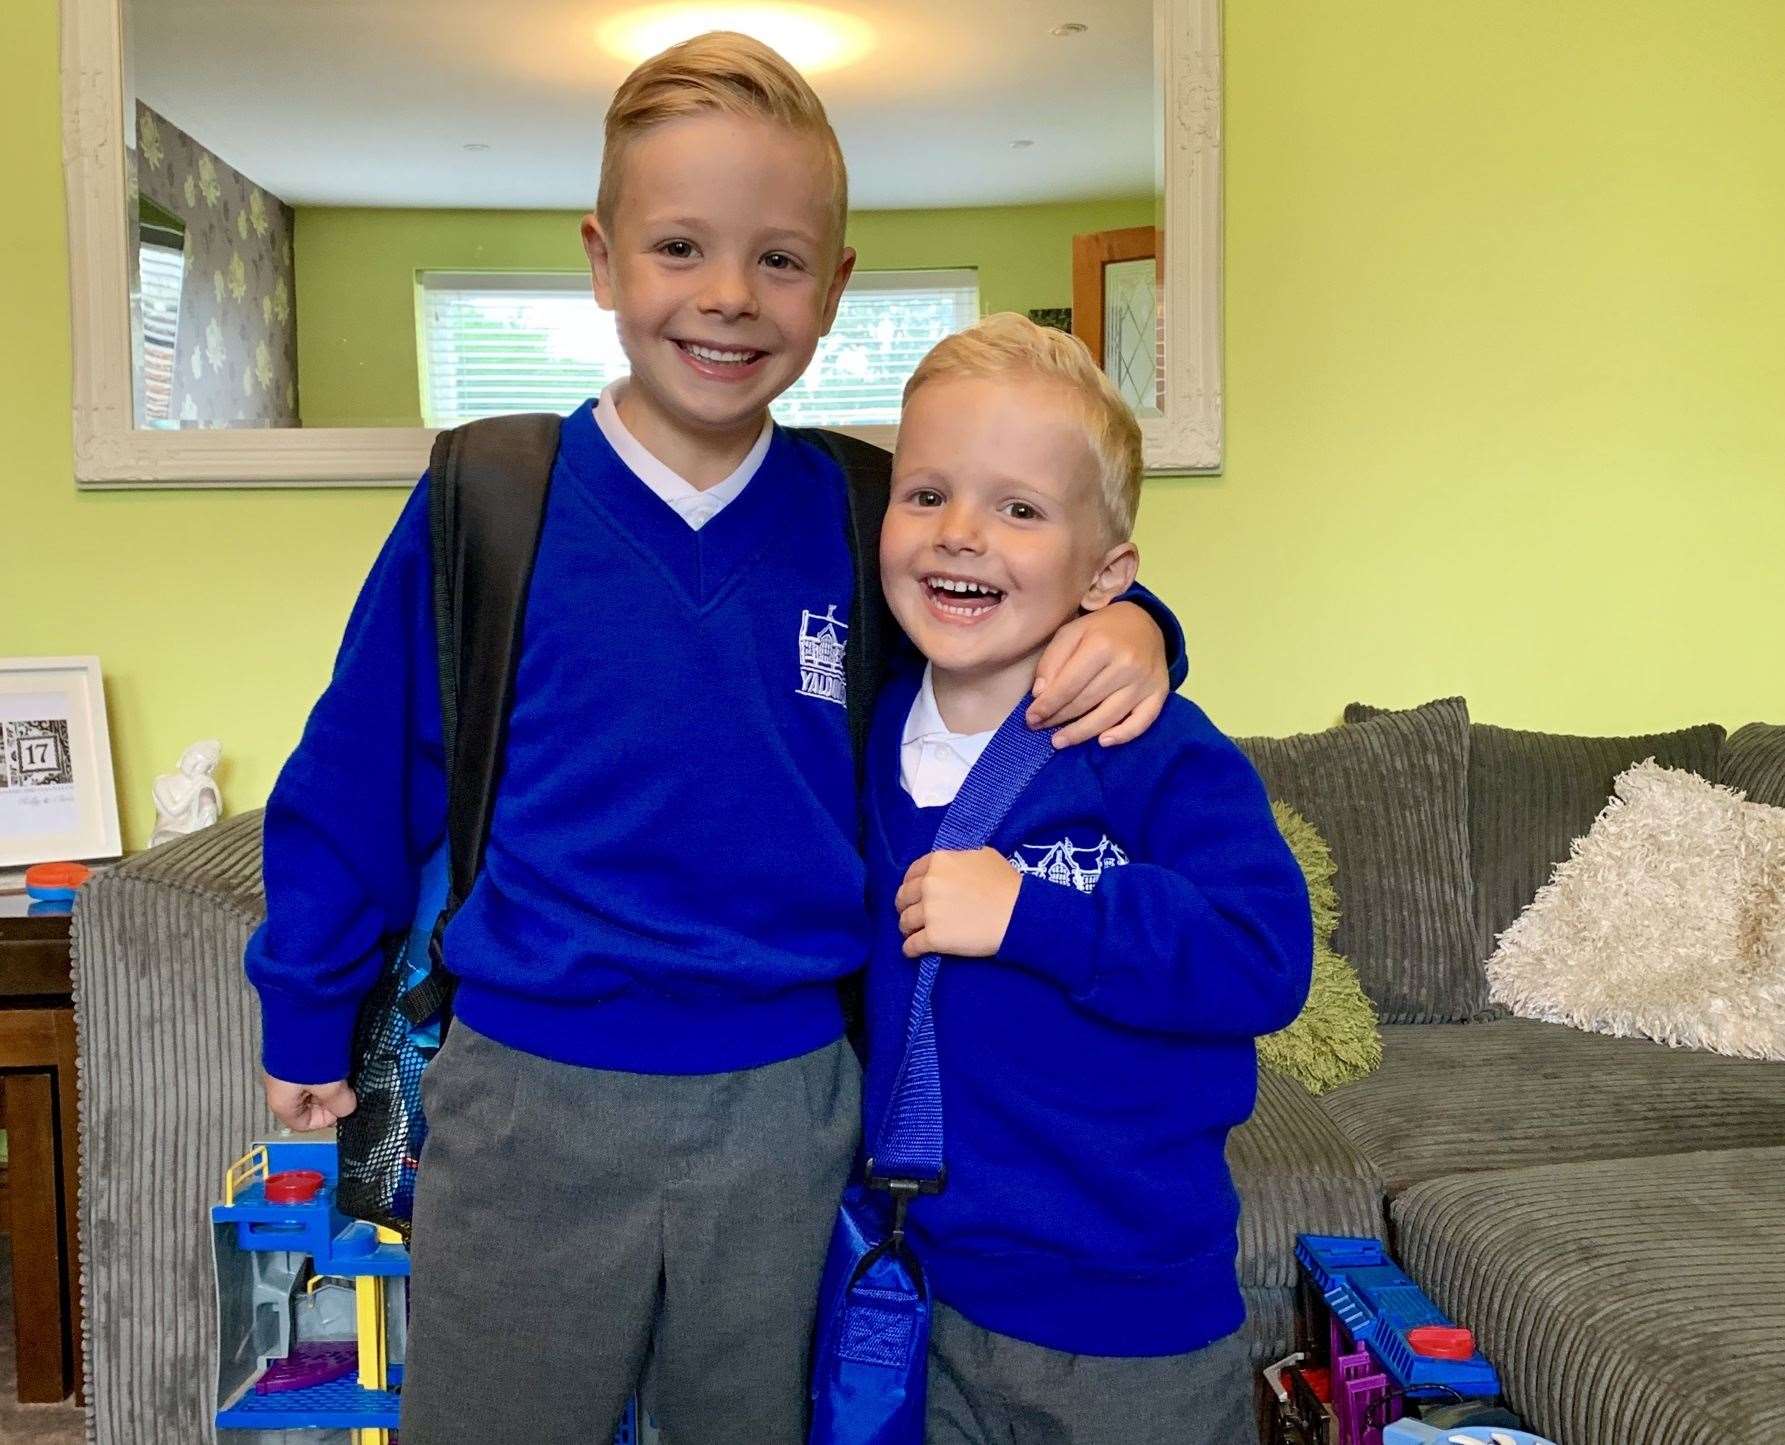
[6,2,1784,853]
[293,197,1156,428]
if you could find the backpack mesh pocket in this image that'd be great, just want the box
[337,940,437,1239]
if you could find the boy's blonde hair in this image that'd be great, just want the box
[904,312,1144,540]
[598,31,848,254]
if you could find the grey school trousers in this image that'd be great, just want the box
[926,1303,1255,1445]
[398,1022,860,1444]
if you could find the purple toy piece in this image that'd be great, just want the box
[254,1341,359,1394]
[1332,1314,1400,1445]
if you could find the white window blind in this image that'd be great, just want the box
[419,268,979,429]
[773,270,979,426]
[139,241,185,427]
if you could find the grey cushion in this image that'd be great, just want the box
[1347,702,1725,958]
[1320,1017,1785,1194]
[1722,721,1785,808]
[1394,1146,1785,1445]
[1228,1068,1386,1289]
[1238,1287,1297,1369]
[74,810,270,1445]
[1237,698,1480,1022]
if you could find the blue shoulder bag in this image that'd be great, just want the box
[809,700,1057,1445]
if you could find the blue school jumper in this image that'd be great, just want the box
[862,666,1313,1358]
[247,399,865,1084]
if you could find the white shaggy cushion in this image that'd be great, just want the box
[1486,759,1785,1060]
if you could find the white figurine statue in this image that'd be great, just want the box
[150,739,224,847]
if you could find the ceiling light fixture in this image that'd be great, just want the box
[1010,139,1034,149]
[1050,22,1088,37]
[601,5,874,74]
[462,143,491,151]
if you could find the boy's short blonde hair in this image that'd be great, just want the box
[598,31,848,254]
[904,312,1144,540]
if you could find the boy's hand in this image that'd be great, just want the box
[263,1073,358,1132]
[896,848,1021,959]
[1027,601,1168,748]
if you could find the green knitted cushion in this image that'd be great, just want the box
[1258,801,1383,1094]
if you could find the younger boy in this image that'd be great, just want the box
[247,37,1179,1445]
[862,313,1313,1444]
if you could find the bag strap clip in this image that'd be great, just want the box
[864,1161,948,1245]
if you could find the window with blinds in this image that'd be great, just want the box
[418,268,979,429]
[138,199,187,428]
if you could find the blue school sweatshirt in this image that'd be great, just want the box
[247,401,867,1083]
[862,666,1312,1358]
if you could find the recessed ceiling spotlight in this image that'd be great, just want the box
[1050,22,1088,37]
[1010,139,1035,150]
[462,143,491,152]
[602,6,874,74]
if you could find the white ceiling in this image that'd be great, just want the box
[129,0,1157,210]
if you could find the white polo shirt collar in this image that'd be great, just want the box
[594,378,773,531]
[900,665,999,808]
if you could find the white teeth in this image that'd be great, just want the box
[925,576,1001,597]
[685,342,756,363]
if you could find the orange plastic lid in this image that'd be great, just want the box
[25,862,93,890]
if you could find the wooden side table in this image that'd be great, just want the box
[0,894,81,1405]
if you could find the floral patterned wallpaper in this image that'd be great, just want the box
[127,102,300,427]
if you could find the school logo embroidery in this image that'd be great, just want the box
[797,605,848,707]
[1009,835,1129,893]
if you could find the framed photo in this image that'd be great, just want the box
[0,656,123,870]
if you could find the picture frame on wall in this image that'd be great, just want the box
[0,656,123,871]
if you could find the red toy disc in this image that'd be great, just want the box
[264,1169,325,1205]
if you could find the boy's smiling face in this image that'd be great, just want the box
[582,112,854,471]
[883,373,1139,701]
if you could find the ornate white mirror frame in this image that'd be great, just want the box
[62,0,1220,489]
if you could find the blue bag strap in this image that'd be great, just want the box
[867,696,1057,1190]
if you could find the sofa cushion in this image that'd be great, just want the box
[1237,698,1480,1022]
[1348,703,1726,961]
[1239,1287,1296,1370]
[1486,761,1785,1061]
[1228,1068,1386,1289]
[1723,721,1785,808]
[1393,1146,1785,1445]
[1259,802,1382,1093]
[1318,1017,1785,1194]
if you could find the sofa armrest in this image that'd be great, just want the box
[72,810,270,1444]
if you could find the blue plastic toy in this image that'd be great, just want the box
[1297,1234,1501,1398]
[212,1139,655,1442]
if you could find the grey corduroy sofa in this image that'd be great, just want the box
[71,708,1785,1444]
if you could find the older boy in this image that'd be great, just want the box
[862,314,1313,1444]
[247,36,1180,1445]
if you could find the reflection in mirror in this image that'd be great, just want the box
[125,99,299,428]
[133,195,184,426]
[122,0,1159,434]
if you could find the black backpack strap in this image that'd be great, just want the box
[426,412,563,917]
[787,427,894,774]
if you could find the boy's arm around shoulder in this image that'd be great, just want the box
[996,700,1312,1039]
[245,476,448,1086]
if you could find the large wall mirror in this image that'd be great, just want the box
[63,0,1221,488]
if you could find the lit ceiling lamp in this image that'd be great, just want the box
[600,5,875,74]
